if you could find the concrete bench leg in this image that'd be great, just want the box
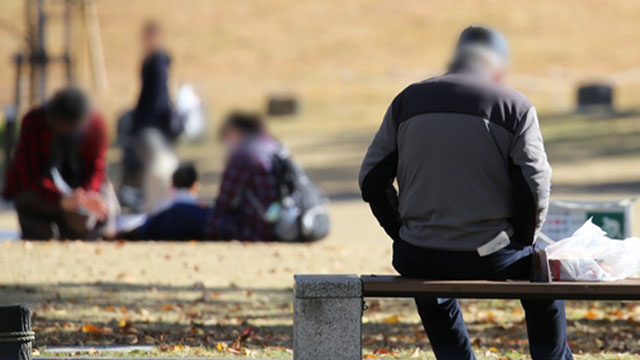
[293,275,363,360]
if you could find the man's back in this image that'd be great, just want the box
[369,26,572,360]
[360,72,551,253]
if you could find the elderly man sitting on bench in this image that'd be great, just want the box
[359,26,573,360]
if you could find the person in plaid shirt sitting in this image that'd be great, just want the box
[204,112,281,240]
[3,87,117,240]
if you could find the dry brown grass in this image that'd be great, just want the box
[2,0,640,128]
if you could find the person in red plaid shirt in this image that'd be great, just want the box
[204,112,281,240]
[3,87,117,240]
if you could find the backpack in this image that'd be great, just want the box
[267,148,330,242]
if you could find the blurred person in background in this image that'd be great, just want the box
[123,162,206,240]
[138,128,179,213]
[203,111,282,241]
[133,20,175,140]
[154,162,200,212]
[120,20,181,211]
[121,112,281,241]
[120,112,328,242]
[3,87,118,240]
[359,26,572,360]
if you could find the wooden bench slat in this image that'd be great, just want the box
[362,275,640,300]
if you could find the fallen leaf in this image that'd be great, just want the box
[409,347,421,358]
[382,315,399,324]
[486,311,496,323]
[239,326,257,341]
[585,310,598,320]
[231,337,242,350]
[125,334,138,344]
[227,346,245,355]
[142,335,155,344]
[81,323,103,334]
[373,347,393,355]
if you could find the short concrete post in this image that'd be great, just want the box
[293,275,363,360]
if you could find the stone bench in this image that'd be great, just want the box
[293,274,640,360]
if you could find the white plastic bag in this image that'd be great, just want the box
[176,84,207,141]
[546,219,640,281]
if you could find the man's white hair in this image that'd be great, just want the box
[452,44,507,73]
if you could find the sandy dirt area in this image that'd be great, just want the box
[0,200,394,288]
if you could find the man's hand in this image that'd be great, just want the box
[60,189,109,221]
[60,192,81,212]
[80,190,109,221]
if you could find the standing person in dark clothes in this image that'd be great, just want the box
[133,20,175,139]
[120,21,177,210]
[3,87,117,240]
[360,26,572,360]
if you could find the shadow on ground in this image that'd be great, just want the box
[0,282,638,356]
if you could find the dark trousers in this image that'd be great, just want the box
[393,240,574,360]
[134,203,210,241]
[14,183,118,240]
[15,192,98,240]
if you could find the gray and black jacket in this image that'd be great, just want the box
[359,72,551,254]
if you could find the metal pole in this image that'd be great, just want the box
[84,0,108,91]
[4,54,25,172]
[26,0,47,106]
[14,54,24,118]
[63,0,73,83]
[26,0,35,105]
[35,0,47,103]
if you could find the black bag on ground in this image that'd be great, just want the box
[269,148,330,242]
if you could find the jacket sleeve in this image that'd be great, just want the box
[508,107,552,244]
[82,113,108,193]
[16,113,63,203]
[359,105,402,241]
